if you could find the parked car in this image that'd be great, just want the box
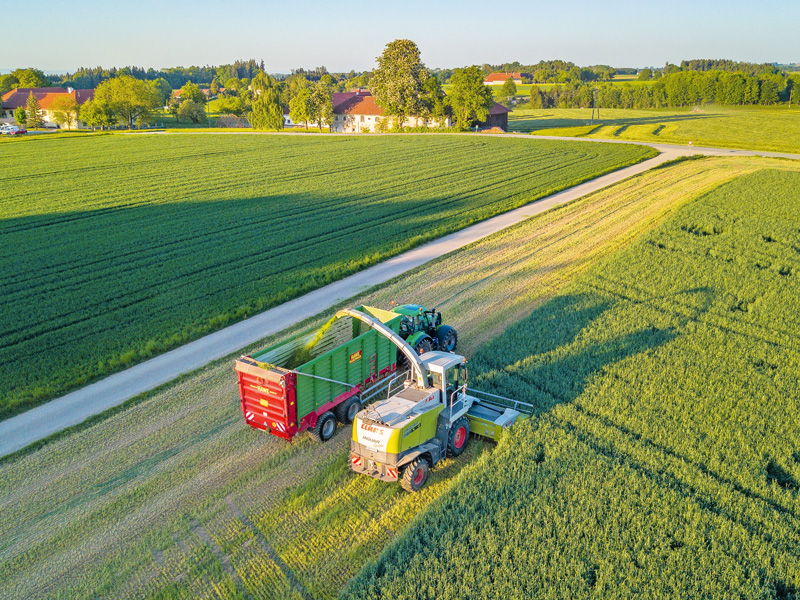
[9,127,27,135]
[1,124,23,135]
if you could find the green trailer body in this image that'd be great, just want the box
[235,305,403,440]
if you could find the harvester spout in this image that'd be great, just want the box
[336,308,427,388]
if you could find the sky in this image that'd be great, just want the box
[4,0,798,74]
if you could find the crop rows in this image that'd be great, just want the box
[0,133,653,417]
[342,164,800,599]
[0,156,767,600]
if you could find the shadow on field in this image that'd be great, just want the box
[510,112,715,132]
[467,291,677,417]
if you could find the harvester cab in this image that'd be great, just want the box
[341,307,534,493]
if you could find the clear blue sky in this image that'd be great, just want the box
[5,0,798,73]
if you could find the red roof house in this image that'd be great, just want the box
[483,72,522,85]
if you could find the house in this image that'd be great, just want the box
[483,72,522,85]
[1,87,95,128]
[330,90,451,133]
[474,102,511,131]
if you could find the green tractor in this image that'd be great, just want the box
[339,308,533,492]
[392,303,458,360]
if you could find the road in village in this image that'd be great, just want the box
[1,136,798,457]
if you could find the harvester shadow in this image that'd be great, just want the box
[468,290,677,419]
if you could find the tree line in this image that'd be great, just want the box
[529,69,800,109]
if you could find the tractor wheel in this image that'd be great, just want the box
[414,336,434,355]
[436,326,458,352]
[309,411,337,442]
[401,457,430,492]
[447,417,470,457]
[335,396,361,424]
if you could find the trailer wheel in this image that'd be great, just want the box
[335,396,361,424]
[436,326,458,352]
[309,411,337,442]
[401,457,430,492]
[447,417,470,457]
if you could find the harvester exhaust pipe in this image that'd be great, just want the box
[336,308,427,388]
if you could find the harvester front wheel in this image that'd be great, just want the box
[310,411,337,442]
[401,457,430,492]
[335,396,361,424]
[447,417,470,457]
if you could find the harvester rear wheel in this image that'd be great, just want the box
[309,411,337,442]
[447,417,470,457]
[436,326,458,352]
[414,336,433,355]
[335,396,361,424]
[401,457,430,492]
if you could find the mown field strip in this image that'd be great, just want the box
[0,135,654,418]
[0,156,746,600]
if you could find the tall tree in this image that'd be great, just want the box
[14,106,27,127]
[289,87,312,129]
[95,75,158,128]
[177,99,207,123]
[150,78,172,107]
[308,82,333,132]
[180,81,207,104]
[13,68,49,88]
[26,92,45,129]
[448,66,495,129]
[79,98,114,131]
[50,95,80,130]
[500,77,517,102]
[249,73,284,130]
[370,39,428,127]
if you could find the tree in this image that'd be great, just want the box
[150,78,172,107]
[50,95,80,130]
[289,87,312,129]
[638,68,653,81]
[308,82,333,132]
[177,99,207,124]
[500,77,517,102]
[370,39,428,127]
[0,74,19,94]
[79,98,113,130]
[26,92,45,129]
[12,67,49,88]
[249,73,284,130]
[210,77,221,97]
[180,81,207,104]
[217,96,249,117]
[14,106,27,127]
[448,66,494,129]
[95,75,158,128]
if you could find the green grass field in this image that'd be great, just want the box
[0,134,653,419]
[343,162,800,599]
[0,156,784,600]
[509,105,800,153]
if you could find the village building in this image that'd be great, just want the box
[475,102,512,131]
[483,72,522,85]
[330,90,451,133]
[1,87,95,128]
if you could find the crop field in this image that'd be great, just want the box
[0,134,654,418]
[508,105,800,154]
[343,161,800,599]
[0,153,734,600]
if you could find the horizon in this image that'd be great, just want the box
[2,0,798,75]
